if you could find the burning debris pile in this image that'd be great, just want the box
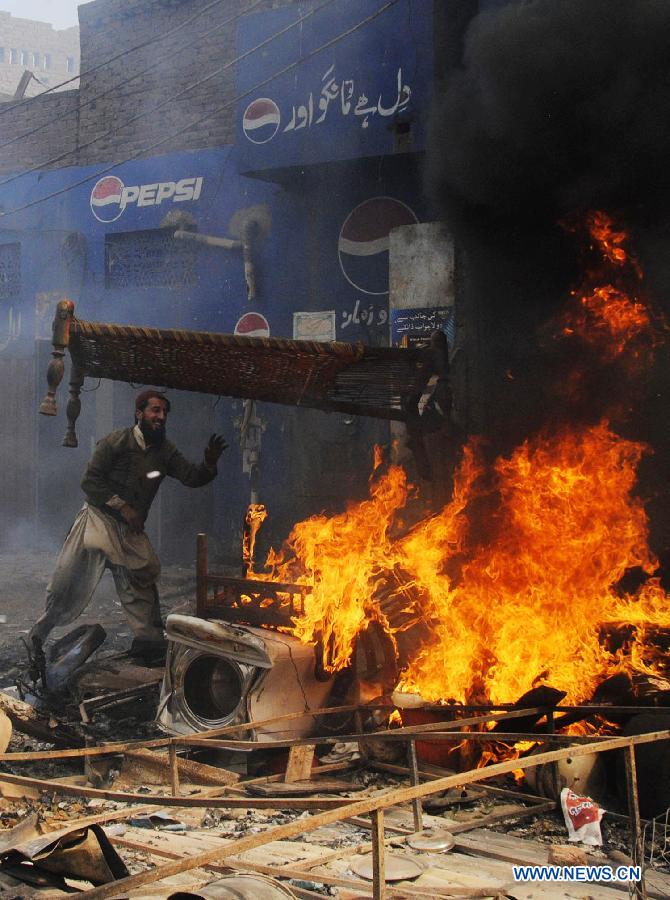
[245,212,670,715]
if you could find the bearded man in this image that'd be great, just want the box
[29,390,226,662]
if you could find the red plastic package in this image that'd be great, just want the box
[560,787,605,845]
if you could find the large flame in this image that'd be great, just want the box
[256,422,670,704]
[401,420,670,704]
[261,463,410,671]
[249,212,670,706]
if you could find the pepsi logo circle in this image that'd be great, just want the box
[90,176,125,223]
[234,312,270,338]
[338,197,419,296]
[242,98,281,144]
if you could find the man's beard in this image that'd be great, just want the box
[140,420,166,446]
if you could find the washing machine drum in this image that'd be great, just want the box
[171,645,256,730]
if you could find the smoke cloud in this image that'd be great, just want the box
[428,0,670,225]
[427,0,670,576]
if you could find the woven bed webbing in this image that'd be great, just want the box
[67,319,427,421]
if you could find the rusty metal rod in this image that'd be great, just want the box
[0,772,350,809]
[624,743,647,900]
[0,702,373,762]
[196,532,208,617]
[169,742,180,798]
[406,739,423,832]
[0,706,547,762]
[371,807,386,900]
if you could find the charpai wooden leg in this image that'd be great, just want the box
[39,347,66,416]
[39,298,74,417]
[63,364,85,447]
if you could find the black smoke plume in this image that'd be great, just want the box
[427,0,670,577]
[428,0,670,226]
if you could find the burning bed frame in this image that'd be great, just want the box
[38,299,445,446]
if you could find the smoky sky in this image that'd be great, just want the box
[428,0,670,224]
[0,2,80,30]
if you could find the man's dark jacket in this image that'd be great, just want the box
[81,428,216,521]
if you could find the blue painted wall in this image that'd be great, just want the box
[0,0,436,563]
[236,0,432,170]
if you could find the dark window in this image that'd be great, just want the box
[0,244,21,300]
[44,53,51,69]
[20,50,27,66]
[105,230,199,290]
[9,49,18,65]
[32,52,40,68]
[66,56,75,73]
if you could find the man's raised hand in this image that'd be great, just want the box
[204,433,228,467]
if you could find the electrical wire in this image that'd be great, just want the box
[0,0,337,190]
[0,0,401,222]
[0,0,239,119]
[0,0,267,155]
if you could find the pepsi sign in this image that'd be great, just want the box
[90,175,204,223]
[236,0,433,170]
[234,311,270,338]
[89,176,125,223]
[338,197,418,295]
[242,98,281,144]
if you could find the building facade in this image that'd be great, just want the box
[0,11,79,97]
[0,0,473,565]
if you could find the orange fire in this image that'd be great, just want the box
[586,210,632,268]
[562,285,651,359]
[560,212,655,362]
[249,211,670,707]
[261,462,410,671]
[402,420,670,704]
[253,421,670,704]
[242,503,268,574]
